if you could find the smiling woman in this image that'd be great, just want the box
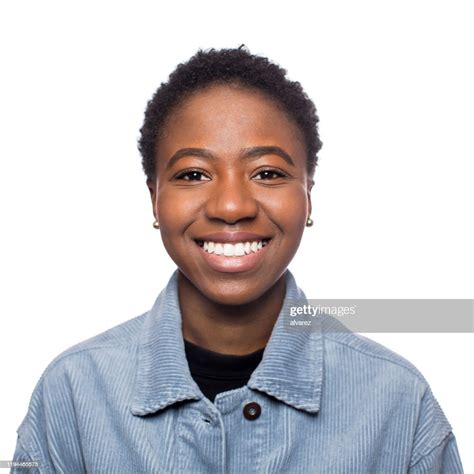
[150,83,311,316]
[11,47,463,473]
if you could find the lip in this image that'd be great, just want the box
[194,232,271,244]
[193,237,273,274]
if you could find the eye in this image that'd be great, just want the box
[253,169,287,180]
[174,170,211,181]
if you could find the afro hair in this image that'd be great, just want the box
[138,46,322,181]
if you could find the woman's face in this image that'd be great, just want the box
[148,84,313,305]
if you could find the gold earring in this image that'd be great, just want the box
[306,216,314,227]
[153,220,160,229]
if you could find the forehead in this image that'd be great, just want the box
[156,84,307,169]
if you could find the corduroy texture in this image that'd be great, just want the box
[12,270,463,473]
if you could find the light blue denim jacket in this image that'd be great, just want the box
[12,269,463,473]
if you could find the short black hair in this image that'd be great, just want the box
[138,46,322,182]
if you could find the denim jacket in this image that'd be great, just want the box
[12,269,463,473]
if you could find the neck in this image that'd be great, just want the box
[178,272,287,355]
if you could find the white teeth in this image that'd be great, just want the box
[223,243,234,256]
[235,243,245,256]
[199,239,269,257]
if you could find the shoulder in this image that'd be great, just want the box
[14,311,149,468]
[43,311,147,374]
[323,329,429,386]
[322,327,455,462]
[320,326,444,412]
[21,310,148,412]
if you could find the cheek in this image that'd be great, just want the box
[262,186,309,233]
[156,188,200,230]
[155,189,200,260]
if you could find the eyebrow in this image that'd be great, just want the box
[165,146,295,170]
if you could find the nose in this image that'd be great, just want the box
[204,174,258,224]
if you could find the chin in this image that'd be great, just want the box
[198,278,273,307]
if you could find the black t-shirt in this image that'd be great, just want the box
[184,339,265,402]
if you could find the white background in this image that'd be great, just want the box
[1,0,472,470]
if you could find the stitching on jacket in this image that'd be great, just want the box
[324,334,428,385]
[408,430,454,469]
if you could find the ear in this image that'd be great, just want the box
[146,178,158,221]
[307,177,314,218]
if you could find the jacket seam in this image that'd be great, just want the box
[408,430,454,469]
[37,341,141,384]
[324,334,427,385]
[16,429,50,473]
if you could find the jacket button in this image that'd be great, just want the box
[243,402,261,420]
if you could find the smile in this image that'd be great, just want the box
[195,239,271,257]
[193,238,273,273]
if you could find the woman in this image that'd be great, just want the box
[12,47,463,473]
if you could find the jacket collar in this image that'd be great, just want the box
[131,269,323,416]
